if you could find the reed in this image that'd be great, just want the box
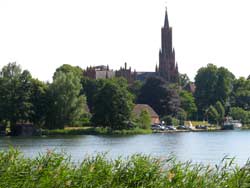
[0,149,250,188]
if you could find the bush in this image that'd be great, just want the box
[230,107,250,125]
[161,116,179,126]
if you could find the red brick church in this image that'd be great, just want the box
[84,8,179,84]
[157,8,179,83]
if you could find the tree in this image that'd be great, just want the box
[230,107,250,125]
[30,79,49,127]
[0,63,33,130]
[129,80,142,102]
[136,109,151,129]
[137,76,180,117]
[91,79,134,130]
[179,90,197,120]
[231,77,250,110]
[45,71,87,129]
[215,101,225,124]
[195,64,234,119]
[177,108,187,125]
[53,64,83,79]
[207,105,219,124]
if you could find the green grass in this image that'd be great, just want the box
[43,127,152,136]
[1,148,250,188]
[185,121,210,126]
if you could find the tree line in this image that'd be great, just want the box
[0,62,250,133]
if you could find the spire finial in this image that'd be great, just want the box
[164,6,169,28]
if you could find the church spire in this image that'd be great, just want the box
[164,7,169,28]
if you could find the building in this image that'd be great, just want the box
[84,65,115,79]
[133,104,160,125]
[115,62,137,84]
[84,8,180,84]
[157,8,179,83]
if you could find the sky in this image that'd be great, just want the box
[0,0,250,82]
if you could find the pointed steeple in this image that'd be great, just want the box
[164,7,169,28]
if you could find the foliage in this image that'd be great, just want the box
[195,64,234,119]
[135,109,151,129]
[231,77,250,110]
[230,107,250,125]
[91,78,134,130]
[177,108,187,125]
[0,63,33,132]
[129,80,143,102]
[138,76,180,117]
[215,101,225,124]
[53,64,83,80]
[45,71,87,129]
[30,79,49,127]
[207,105,219,124]
[2,149,250,188]
[161,115,179,126]
[179,90,197,119]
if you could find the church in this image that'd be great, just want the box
[157,8,179,83]
[84,8,179,84]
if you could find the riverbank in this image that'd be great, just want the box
[1,149,249,188]
[42,127,152,136]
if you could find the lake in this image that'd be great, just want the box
[1,130,250,165]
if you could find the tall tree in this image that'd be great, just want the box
[0,63,33,129]
[53,64,83,79]
[138,76,180,117]
[45,71,87,129]
[195,64,234,119]
[91,79,133,130]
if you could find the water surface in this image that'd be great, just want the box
[1,130,250,165]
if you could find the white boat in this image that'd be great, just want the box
[222,119,242,130]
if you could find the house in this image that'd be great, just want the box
[133,104,160,125]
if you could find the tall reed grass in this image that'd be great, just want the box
[0,148,250,187]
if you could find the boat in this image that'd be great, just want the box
[221,119,242,130]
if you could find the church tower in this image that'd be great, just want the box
[158,8,179,83]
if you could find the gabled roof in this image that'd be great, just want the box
[133,104,159,118]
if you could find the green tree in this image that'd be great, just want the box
[30,79,49,127]
[179,90,197,120]
[177,108,187,125]
[0,63,33,130]
[138,77,180,117]
[195,64,234,119]
[231,77,250,110]
[129,80,143,102]
[53,64,83,79]
[45,71,87,129]
[215,101,225,125]
[136,109,151,129]
[207,105,219,124]
[230,107,250,125]
[91,79,134,130]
